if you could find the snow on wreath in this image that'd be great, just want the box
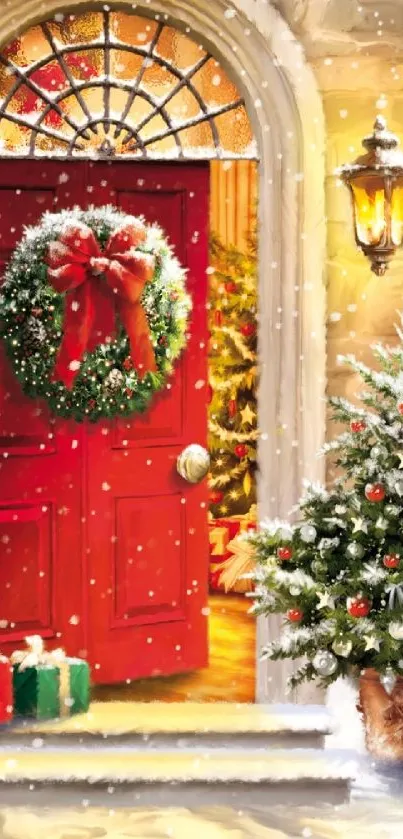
[0,206,191,422]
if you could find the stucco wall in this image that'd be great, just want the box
[312,55,403,478]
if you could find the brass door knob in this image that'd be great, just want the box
[177,444,210,484]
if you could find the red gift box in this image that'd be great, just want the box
[0,655,13,724]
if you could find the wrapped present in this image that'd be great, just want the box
[11,635,90,720]
[217,529,257,594]
[209,506,257,592]
[0,655,13,725]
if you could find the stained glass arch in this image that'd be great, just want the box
[0,9,257,160]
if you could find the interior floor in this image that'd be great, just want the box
[92,593,255,703]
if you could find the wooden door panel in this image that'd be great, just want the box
[0,161,86,657]
[0,503,52,632]
[86,163,210,684]
[114,493,186,625]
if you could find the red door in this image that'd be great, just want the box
[0,160,210,685]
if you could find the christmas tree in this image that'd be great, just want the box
[250,325,403,694]
[208,230,259,517]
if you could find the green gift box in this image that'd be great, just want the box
[11,637,90,720]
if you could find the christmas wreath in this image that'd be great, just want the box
[0,206,191,422]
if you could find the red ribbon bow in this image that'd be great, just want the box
[47,220,157,389]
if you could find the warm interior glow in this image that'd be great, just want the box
[391,182,403,247]
[351,178,386,246]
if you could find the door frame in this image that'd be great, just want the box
[0,0,327,704]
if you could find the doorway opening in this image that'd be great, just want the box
[0,9,258,703]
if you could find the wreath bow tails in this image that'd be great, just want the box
[47,220,157,389]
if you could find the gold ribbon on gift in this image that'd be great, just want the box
[10,635,72,718]
[217,533,256,594]
[209,526,231,556]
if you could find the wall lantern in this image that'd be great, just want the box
[339,116,403,276]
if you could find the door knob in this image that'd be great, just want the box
[177,444,210,484]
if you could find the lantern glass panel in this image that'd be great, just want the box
[350,174,386,247]
[391,181,403,247]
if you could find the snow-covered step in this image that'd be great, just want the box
[5,701,333,750]
[0,747,356,808]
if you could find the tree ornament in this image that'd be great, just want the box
[209,490,224,505]
[398,402,403,415]
[214,309,223,327]
[389,621,403,640]
[365,483,385,503]
[103,368,124,396]
[286,608,303,622]
[350,420,366,433]
[383,553,400,569]
[351,517,368,534]
[346,542,365,559]
[0,207,191,423]
[332,638,353,658]
[240,322,256,338]
[234,443,248,459]
[347,595,371,618]
[207,385,213,404]
[380,668,397,695]
[277,546,293,561]
[312,650,338,677]
[299,524,317,544]
[363,634,381,652]
[311,559,326,575]
[228,399,237,418]
[224,281,237,294]
[371,444,388,460]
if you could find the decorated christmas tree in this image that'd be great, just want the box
[250,325,403,694]
[208,230,259,518]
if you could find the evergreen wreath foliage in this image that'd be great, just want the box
[0,206,191,422]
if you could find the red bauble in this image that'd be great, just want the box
[209,490,224,505]
[234,444,248,459]
[240,322,256,338]
[277,546,293,561]
[365,483,385,503]
[125,388,133,397]
[123,356,133,371]
[214,310,223,327]
[228,399,237,418]
[350,420,366,433]
[225,281,237,294]
[383,553,401,569]
[287,608,303,622]
[347,596,371,618]
[398,402,403,416]
[158,335,167,346]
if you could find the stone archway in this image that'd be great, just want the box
[0,0,327,703]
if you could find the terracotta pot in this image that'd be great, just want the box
[358,668,403,760]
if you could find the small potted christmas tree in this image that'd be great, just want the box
[250,325,403,759]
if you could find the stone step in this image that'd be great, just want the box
[0,747,356,808]
[5,701,333,750]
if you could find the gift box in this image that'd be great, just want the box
[209,506,256,592]
[11,636,90,720]
[0,655,13,725]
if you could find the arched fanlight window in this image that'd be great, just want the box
[0,10,257,160]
